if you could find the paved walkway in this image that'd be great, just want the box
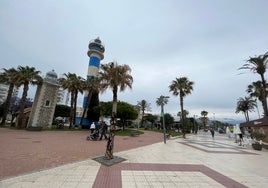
[1,131,268,188]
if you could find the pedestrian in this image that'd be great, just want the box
[210,128,215,139]
[99,121,108,140]
[90,122,95,134]
[238,133,243,146]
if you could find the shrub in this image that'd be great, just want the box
[251,131,266,141]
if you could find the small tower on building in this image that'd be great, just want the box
[27,70,59,130]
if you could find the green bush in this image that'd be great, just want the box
[251,131,266,141]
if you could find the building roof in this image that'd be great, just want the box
[240,117,268,127]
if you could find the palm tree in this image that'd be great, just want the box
[177,109,189,120]
[15,66,42,128]
[0,68,18,125]
[235,96,257,122]
[200,110,208,130]
[246,81,268,118]
[59,73,85,128]
[239,52,268,116]
[99,62,133,159]
[169,77,194,138]
[137,99,151,127]
[156,95,169,143]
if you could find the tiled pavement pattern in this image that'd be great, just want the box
[1,132,268,188]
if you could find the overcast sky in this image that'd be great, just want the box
[1,0,268,122]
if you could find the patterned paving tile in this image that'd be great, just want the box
[92,163,247,188]
[178,140,258,155]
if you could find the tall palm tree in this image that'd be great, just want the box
[99,62,133,159]
[0,68,18,125]
[137,99,151,127]
[200,110,208,130]
[169,77,194,138]
[239,52,268,116]
[59,73,85,128]
[235,96,257,122]
[15,66,42,128]
[246,81,268,118]
[156,95,169,143]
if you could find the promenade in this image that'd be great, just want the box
[0,129,268,188]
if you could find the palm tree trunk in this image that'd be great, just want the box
[69,92,74,129]
[0,84,14,125]
[261,74,268,117]
[105,88,117,159]
[180,95,185,138]
[73,91,78,126]
[17,84,28,128]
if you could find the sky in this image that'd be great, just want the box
[1,0,268,123]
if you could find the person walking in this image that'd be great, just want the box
[210,128,215,139]
[99,121,108,140]
[90,122,95,134]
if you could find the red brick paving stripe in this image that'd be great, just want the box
[93,163,248,188]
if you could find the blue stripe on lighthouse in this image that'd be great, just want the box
[89,56,100,67]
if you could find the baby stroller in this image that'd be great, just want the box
[86,129,99,141]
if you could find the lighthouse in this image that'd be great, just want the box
[83,37,105,107]
[82,38,105,126]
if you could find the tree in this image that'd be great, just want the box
[177,109,189,120]
[116,101,138,130]
[156,95,169,143]
[137,99,151,127]
[169,77,194,138]
[163,113,174,131]
[0,67,18,125]
[143,114,158,129]
[99,62,133,159]
[15,66,42,128]
[246,81,268,117]
[59,73,85,128]
[54,104,71,118]
[235,96,257,122]
[239,52,268,116]
[200,110,208,130]
[100,101,138,130]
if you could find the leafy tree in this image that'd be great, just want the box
[0,67,18,125]
[235,96,257,122]
[100,101,138,130]
[54,104,71,118]
[169,77,194,138]
[143,114,158,129]
[59,73,85,128]
[137,99,151,127]
[99,62,133,159]
[239,52,268,116]
[162,113,174,131]
[15,66,42,128]
[117,101,138,130]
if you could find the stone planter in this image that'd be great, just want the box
[252,143,262,151]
